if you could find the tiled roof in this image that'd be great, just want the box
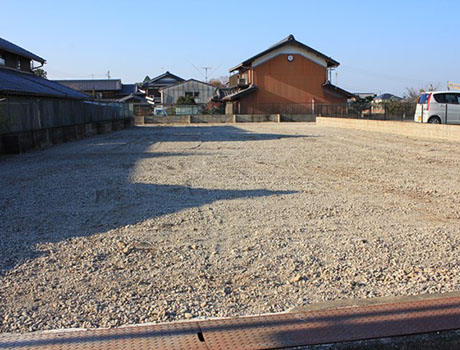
[230,34,339,72]
[52,79,122,92]
[322,83,355,98]
[117,93,153,104]
[143,71,184,88]
[0,68,89,99]
[0,37,46,64]
[374,93,402,101]
[222,85,257,101]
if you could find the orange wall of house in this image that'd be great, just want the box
[239,54,345,110]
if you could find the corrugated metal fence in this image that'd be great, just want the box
[0,96,132,135]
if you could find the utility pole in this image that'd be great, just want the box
[201,66,212,83]
[90,74,95,98]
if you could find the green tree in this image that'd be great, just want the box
[177,95,196,105]
[350,96,373,114]
[33,68,47,78]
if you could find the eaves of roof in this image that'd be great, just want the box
[229,34,339,72]
[0,37,46,64]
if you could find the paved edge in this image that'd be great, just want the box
[289,291,460,313]
[1,291,459,349]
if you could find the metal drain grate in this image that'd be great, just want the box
[200,296,460,349]
[0,321,208,350]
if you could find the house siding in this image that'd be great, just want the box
[161,80,216,105]
[237,54,345,113]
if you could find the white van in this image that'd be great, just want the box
[414,91,460,124]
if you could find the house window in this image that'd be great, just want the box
[0,53,4,66]
[185,92,200,98]
[16,58,21,70]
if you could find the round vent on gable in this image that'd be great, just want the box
[287,55,294,62]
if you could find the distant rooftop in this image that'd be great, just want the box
[374,93,402,101]
[53,79,122,91]
[143,71,184,88]
[0,37,46,64]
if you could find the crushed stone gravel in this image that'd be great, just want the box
[1,123,459,333]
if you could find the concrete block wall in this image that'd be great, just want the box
[1,118,133,155]
[134,116,145,126]
[97,121,113,134]
[316,117,460,143]
[145,115,191,124]
[281,114,316,122]
[139,113,317,125]
[235,114,279,123]
[190,115,235,123]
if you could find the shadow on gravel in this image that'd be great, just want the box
[0,125,299,275]
[142,124,313,142]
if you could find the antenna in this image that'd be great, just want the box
[106,70,111,79]
[201,66,212,82]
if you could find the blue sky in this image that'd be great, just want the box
[1,0,459,96]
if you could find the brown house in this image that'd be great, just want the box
[224,35,353,114]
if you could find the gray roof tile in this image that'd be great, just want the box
[0,68,89,99]
[0,37,46,63]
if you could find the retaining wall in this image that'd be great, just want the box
[139,113,316,125]
[281,114,316,122]
[235,114,279,123]
[144,115,190,124]
[316,117,460,142]
[190,115,235,123]
[1,118,134,155]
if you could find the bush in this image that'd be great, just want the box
[177,95,196,105]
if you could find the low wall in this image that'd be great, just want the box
[281,113,316,122]
[1,118,133,155]
[139,114,317,125]
[317,117,460,142]
[191,115,235,123]
[235,114,279,123]
[145,115,190,124]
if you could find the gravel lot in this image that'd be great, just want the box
[1,123,460,333]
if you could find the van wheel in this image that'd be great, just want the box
[428,116,441,124]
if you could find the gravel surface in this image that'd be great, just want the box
[1,123,459,333]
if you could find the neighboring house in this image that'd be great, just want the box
[373,93,402,104]
[371,93,402,114]
[224,34,353,114]
[160,79,217,105]
[0,37,88,100]
[53,79,140,101]
[142,71,184,103]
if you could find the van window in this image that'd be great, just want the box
[418,93,430,104]
[433,93,447,103]
[445,93,458,104]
